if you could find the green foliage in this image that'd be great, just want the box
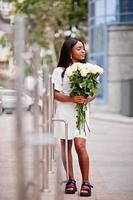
[4,0,88,46]
[68,68,100,132]
[70,70,100,97]
[0,33,11,47]
[24,63,32,76]
[75,103,87,131]
[3,0,88,70]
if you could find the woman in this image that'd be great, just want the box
[52,38,96,197]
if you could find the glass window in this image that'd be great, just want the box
[95,17,105,25]
[106,0,118,15]
[90,18,95,26]
[90,29,95,53]
[94,26,104,52]
[90,25,105,54]
[106,15,117,23]
[95,55,104,99]
[106,0,133,24]
[90,2,95,17]
[95,0,105,17]
[89,55,104,99]
[120,14,133,23]
[120,0,133,13]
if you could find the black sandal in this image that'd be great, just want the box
[65,179,77,194]
[80,181,93,197]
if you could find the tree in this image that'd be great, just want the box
[4,0,88,66]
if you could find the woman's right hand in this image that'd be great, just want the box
[71,96,88,104]
[54,91,95,104]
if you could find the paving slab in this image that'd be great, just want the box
[0,112,133,200]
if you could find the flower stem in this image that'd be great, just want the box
[75,104,87,132]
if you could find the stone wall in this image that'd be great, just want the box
[108,25,133,113]
[92,25,133,114]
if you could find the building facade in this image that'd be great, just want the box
[89,0,133,116]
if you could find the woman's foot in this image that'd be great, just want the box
[65,179,77,194]
[80,181,93,197]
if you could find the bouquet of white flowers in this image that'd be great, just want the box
[66,62,104,132]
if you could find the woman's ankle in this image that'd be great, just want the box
[82,179,89,183]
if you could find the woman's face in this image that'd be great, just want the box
[71,41,86,63]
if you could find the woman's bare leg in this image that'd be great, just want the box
[60,139,74,180]
[74,138,89,182]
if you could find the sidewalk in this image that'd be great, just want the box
[42,112,133,200]
[0,112,133,200]
[88,113,133,200]
[91,111,133,124]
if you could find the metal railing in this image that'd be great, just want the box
[13,15,69,200]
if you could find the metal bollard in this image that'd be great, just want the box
[50,80,55,163]
[14,15,26,200]
[40,67,49,192]
[31,46,41,199]
[48,75,54,173]
[52,119,69,180]
[14,16,41,200]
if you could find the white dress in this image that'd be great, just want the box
[52,67,90,140]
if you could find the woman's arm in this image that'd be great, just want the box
[54,90,73,102]
[54,91,96,104]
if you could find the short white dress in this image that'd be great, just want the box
[52,67,90,140]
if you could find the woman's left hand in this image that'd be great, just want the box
[83,98,89,104]
[87,95,97,103]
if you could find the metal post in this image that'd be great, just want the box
[52,119,69,180]
[48,75,53,173]
[51,81,55,163]
[14,15,26,200]
[41,67,49,192]
[32,46,41,200]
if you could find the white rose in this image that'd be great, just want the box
[94,65,104,74]
[90,65,98,74]
[66,67,73,77]
[77,63,85,71]
[85,65,92,73]
[84,63,93,73]
[71,63,78,71]
[80,68,88,77]
[85,63,94,68]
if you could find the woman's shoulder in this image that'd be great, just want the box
[52,67,64,75]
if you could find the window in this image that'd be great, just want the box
[90,29,95,53]
[119,0,133,23]
[89,24,107,103]
[120,13,133,23]
[95,0,105,17]
[95,17,105,25]
[90,2,95,17]
[106,15,117,23]
[106,0,118,15]
[95,26,104,52]
[120,0,133,13]
[89,0,133,104]
[89,55,105,100]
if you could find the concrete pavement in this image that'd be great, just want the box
[0,112,133,200]
[42,111,133,200]
[88,112,133,200]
